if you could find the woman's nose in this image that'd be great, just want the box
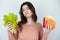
[25,10,28,12]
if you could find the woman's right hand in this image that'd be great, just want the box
[6,22,16,40]
[6,22,12,31]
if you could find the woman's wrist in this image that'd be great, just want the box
[41,32,49,40]
[43,30,50,38]
[45,30,50,34]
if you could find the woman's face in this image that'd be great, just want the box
[22,5,33,18]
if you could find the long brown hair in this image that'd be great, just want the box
[17,1,37,31]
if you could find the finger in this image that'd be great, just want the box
[47,24,50,30]
[49,24,53,32]
[45,24,48,30]
[49,24,50,30]
[48,24,49,30]
[49,24,52,29]
[8,23,12,27]
[6,22,13,30]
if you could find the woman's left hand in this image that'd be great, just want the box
[45,24,53,34]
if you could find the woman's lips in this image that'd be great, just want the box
[25,12,29,16]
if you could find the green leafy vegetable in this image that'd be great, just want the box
[3,12,18,33]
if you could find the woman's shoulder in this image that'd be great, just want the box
[36,22,43,30]
[36,22,42,26]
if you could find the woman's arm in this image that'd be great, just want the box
[8,30,16,40]
[41,31,49,40]
[6,22,19,40]
[39,23,52,40]
[39,25,49,40]
[8,29,19,40]
[14,25,20,40]
[13,25,20,40]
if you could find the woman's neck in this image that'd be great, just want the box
[26,17,35,24]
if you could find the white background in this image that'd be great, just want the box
[0,0,60,40]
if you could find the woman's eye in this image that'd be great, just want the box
[23,9,25,12]
[22,7,30,12]
[26,7,29,10]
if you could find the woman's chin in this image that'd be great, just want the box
[25,16,32,18]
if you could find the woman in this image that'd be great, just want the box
[7,1,53,40]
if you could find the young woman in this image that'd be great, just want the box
[7,1,53,40]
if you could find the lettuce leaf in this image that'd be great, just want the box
[3,12,18,33]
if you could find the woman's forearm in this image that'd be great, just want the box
[41,32,49,40]
[8,31,16,40]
